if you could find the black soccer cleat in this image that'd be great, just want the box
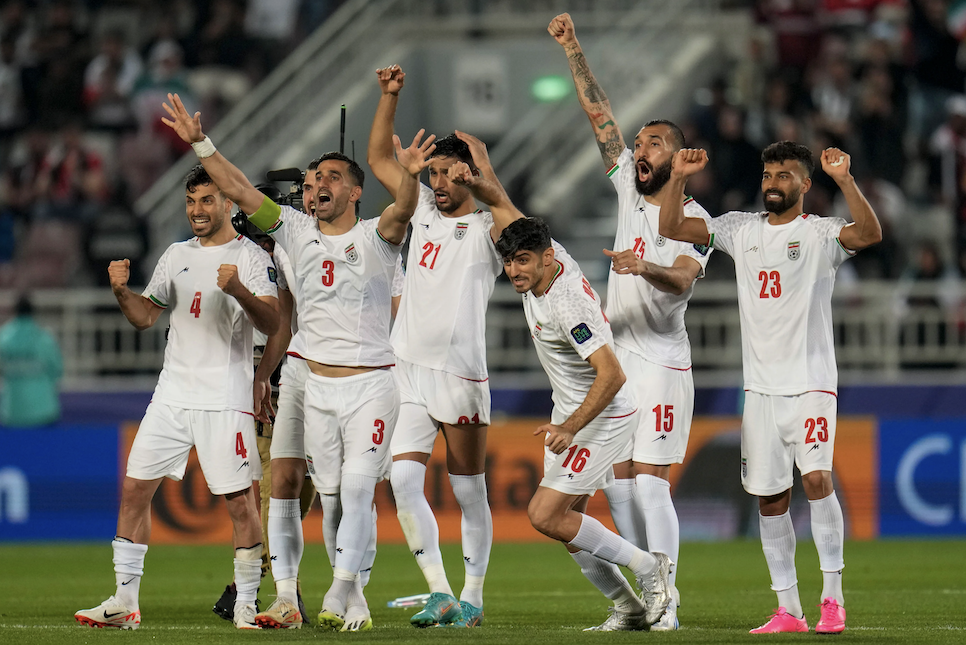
[213,583,237,622]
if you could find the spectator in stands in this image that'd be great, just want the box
[83,29,142,132]
[908,0,966,148]
[0,294,63,427]
[0,35,26,164]
[928,94,966,248]
[33,120,108,222]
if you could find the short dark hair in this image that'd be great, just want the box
[309,152,365,189]
[642,119,686,150]
[761,141,814,177]
[430,134,475,168]
[184,164,219,193]
[495,217,552,261]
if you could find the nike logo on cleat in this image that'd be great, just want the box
[103,611,126,619]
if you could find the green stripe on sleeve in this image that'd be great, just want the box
[606,163,619,177]
[708,232,715,248]
[836,237,857,256]
[148,294,168,309]
[248,195,282,233]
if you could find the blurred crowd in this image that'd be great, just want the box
[0,0,343,289]
[686,0,966,289]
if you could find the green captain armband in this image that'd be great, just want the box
[249,195,283,233]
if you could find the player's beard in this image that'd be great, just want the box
[634,157,673,196]
[316,192,351,223]
[762,188,799,215]
[436,185,471,214]
[193,213,224,239]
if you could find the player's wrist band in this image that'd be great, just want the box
[191,136,217,159]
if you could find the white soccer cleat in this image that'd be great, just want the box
[74,596,140,630]
[340,605,373,632]
[650,584,680,631]
[636,552,672,625]
[582,607,648,631]
[233,603,259,630]
[255,597,302,629]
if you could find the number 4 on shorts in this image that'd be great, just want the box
[235,432,248,458]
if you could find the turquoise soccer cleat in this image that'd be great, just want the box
[438,600,483,628]
[409,592,461,627]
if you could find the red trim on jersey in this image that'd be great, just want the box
[543,260,565,294]
[810,390,838,398]
[605,162,619,176]
[742,388,838,398]
[662,364,693,372]
[603,408,638,419]
[238,410,256,418]
[456,375,489,383]
[286,351,306,360]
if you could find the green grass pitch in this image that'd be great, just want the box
[1,540,964,644]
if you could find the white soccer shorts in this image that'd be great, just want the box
[740,391,837,496]
[302,368,398,494]
[615,347,694,466]
[127,402,260,495]
[269,357,310,460]
[390,358,491,456]
[540,411,637,496]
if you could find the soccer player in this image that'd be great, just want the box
[74,165,280,631]
[368,65,522,627]
[659,142,882,634]
[549,12,712,630]
[496,217,672,630]
[161,92,435,631]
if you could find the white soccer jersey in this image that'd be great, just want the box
[143,235,277,413]
[522,241,635,425]
[605,148,713,369]
[392,184,502,380]
[250,199,402,368]
[707,211,855,395]
[272,245,307,358]
[391,254,404,298]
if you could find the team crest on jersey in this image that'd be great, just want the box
[787,241,800,261]
[306,455,316,475]
[345,243,359,264]
[533,322,543,339]
[454,222,468,240]
[570,323,593,344]
[656,235,667,247]
[267,266,277,283]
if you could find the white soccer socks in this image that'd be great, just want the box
[390,460,454,596]
[319,492,342,569]
[267,498,302,603]
[809,491,845,605]
[637,474,680,589]
[324,474,378,614]
[112,538,147,610]
[449,473,492,608]
[568,513,658,578]
[570,549,643,613]
[234,544,262,614]
[759,511,803,618]
[605,478,647,551]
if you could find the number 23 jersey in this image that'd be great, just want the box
[707,212,854,396]
[143,235,277,413]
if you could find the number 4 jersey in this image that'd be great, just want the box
[706,211,855,396]
[143,234,277,413]
[522,241,635,425]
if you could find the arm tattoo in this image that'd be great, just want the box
[567,50,609,107]
[597,130,623,166]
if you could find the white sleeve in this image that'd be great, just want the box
[364,218,405,267]
[707,211,757,258]
[813,216,856,268]
[678,198,714,276]
[549,282,609,361]
[142,245,173,308]
[417,183,436,210]
[606,148,636,193]
[273,246,291,292]
[391,255,405,297]
[243,242,278,299]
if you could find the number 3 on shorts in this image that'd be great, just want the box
[235,432,248,458]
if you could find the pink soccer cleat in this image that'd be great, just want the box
[749,607,809,634]
[815,598,846,634]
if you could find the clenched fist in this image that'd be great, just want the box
[548,13,577,46]
[108,259,131,293]
[217,264,245,298]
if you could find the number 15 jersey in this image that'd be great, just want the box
[707,212,855,396]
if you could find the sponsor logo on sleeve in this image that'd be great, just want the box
[570,323,593,344]
[267,266,277,283]
[693,243,710,256]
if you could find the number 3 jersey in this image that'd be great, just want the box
[706,211,855,396]
[391,184,502,381]
[143,234,277,413]
[522,241,635,426]
[249,198,403,368]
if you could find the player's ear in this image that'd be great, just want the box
[349,185,363,203]
[801,176,812,195]
[543,245,555,267]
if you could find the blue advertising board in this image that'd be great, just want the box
[879,419,966,536]
[0,426,119,541]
